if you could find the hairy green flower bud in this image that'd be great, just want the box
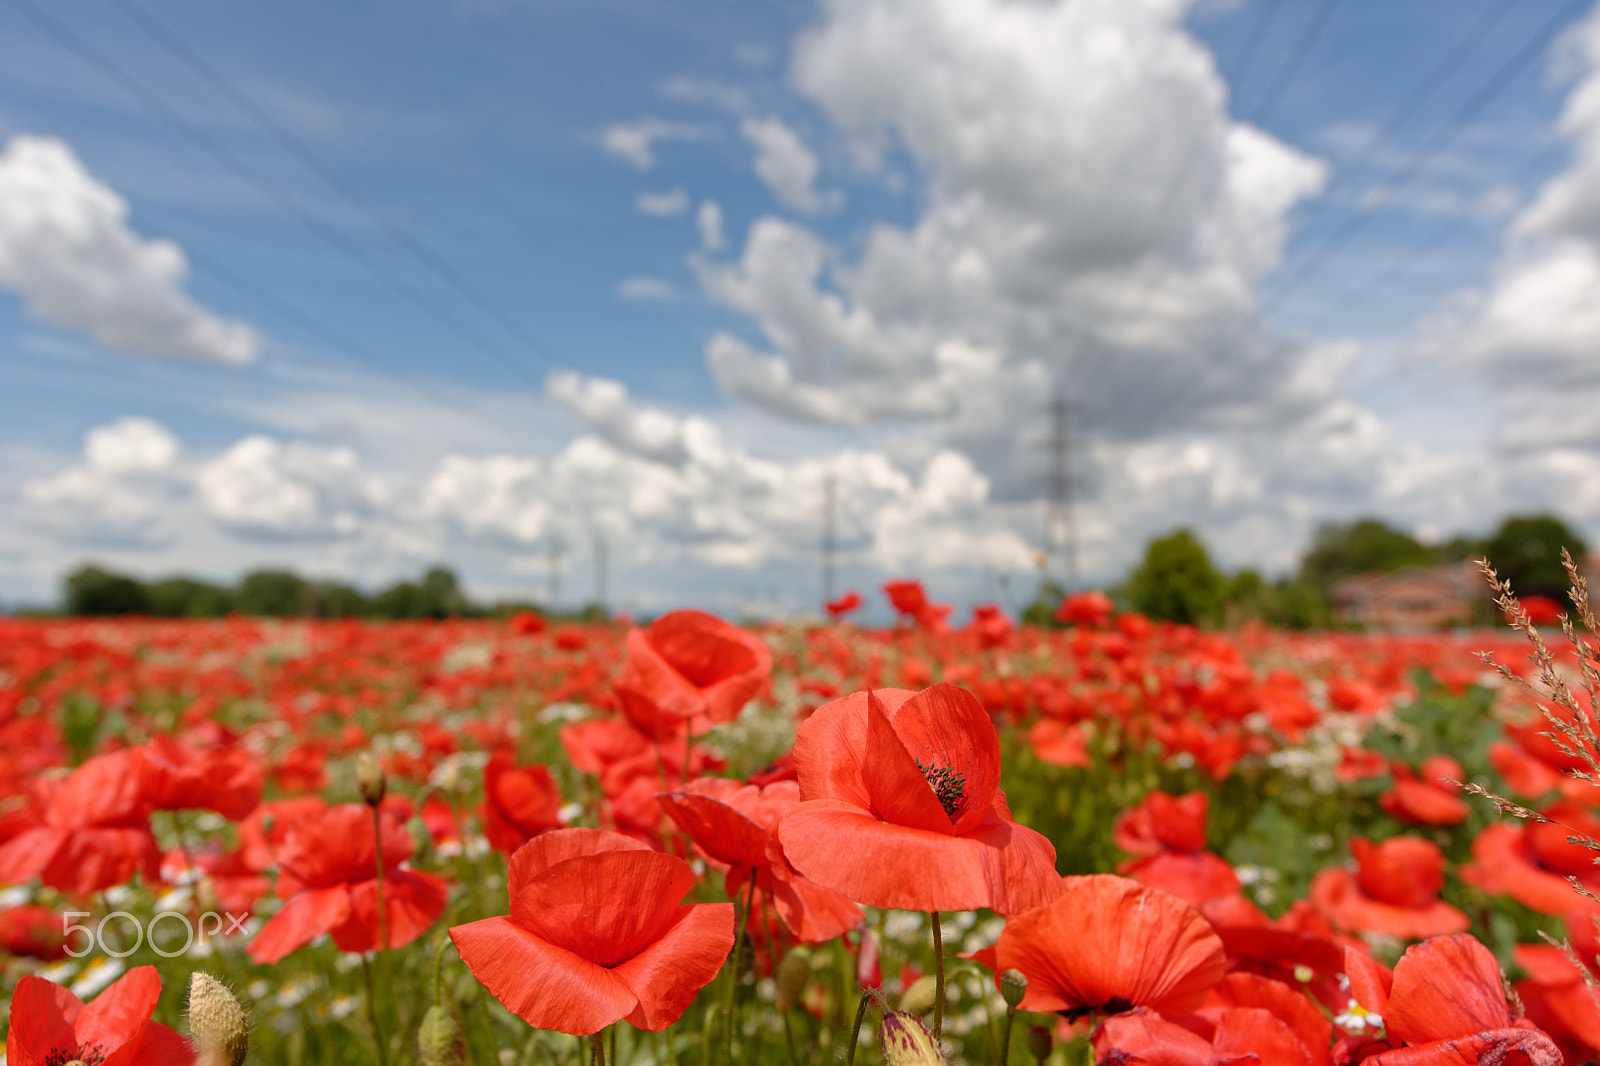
[1026,1023,1053,1062]
[1000,969,1027,1010]
[417,1004,466,1066]
[356,753,387,807]
[776,946,812,1011]
[188,972,249,1066]
[898,974,939,1016]
[880,1010,944,1066]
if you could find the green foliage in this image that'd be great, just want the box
[1223,572,1330,630]
[1019,579,1067,628]
[148,577,234,618]
[1124,529,1225,626]
[1299,518,1437,592]
[235,570,313,616]
[1484,513,1588,599]
[65,565,151,615]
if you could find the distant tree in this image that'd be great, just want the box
[235,570,311,616]
[421,566,470,617]
[1485,514,1588,600]
[308,582,368,619]
[1299,519,1436,592]
[1125,529,1226,627]
[147,577,232,618]
[65,565,150,616]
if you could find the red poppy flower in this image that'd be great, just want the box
[1112,791,1240,905]
[1461,801,1600,914]
[1198,895,1354,1014]
[987,874,1227,1020]
[614,610,772,731]
[778,684,1060,914]
[1027,719,1092,769]
[248,803,449,964]
[826,591,863,619]
[1488,740,1562,800]
[1514,937,1600,1060]
[135,733,264,820]
[0,905,67,960]
[482,751,565,854]
[1309,836,1468,940]
[1056,590,1114,628]
[6,966,191,1066]
[1377,756,1467,827]
[658,777,862,942]
[1346,934,1561,1065]
[450,827,734,1034]
[0,750,160,895]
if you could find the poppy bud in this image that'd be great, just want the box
[417,1003,465,1066]
[188,972,249,1066]
[1026,1023,1052,1062]
[356,754,387,807]
[899,974,939,1016]
[776,946,812,1011]
[1000,969,1027,1009]
[880,1010,945,1066]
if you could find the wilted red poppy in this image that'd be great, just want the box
[1310,835,1468,940]
[1466,800,1600,916]
[1112,791,1240,905]
[482,751,565,854]
[614,610,772,730]
[779,684,1060,914]
[135,733,264,820]
[658,777,862,942]
[1346,935,1561,1064]
[5,966,191,1066]
[248,803,448,964]
[450,827,734,1034]
[983,875,1225,1023]
[0,750,160,895]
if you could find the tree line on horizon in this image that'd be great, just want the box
[33,511,1587,627]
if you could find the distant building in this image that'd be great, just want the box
[1330,564,1484,630]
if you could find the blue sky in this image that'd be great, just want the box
[4,0,1600,616]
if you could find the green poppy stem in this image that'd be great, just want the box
[725,868,758,1066]
[999,1007,1016,1066]
[360,954,389,1066]
[592,1028,607,1066]
[932,910,945,1044]
[844,988,873,1066]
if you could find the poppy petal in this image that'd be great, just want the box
[336,869,450,953]
[0,827,66,887]
[1203,974,1331,1066]
[1090,1007,1221,1066]
[863,694,956,833]
[657,789,771,869]
[513,850,694,967]
[887,683,1001,832]
[450,916,637,1035]
[766,863,864,943]
[1209,1006,1314,1066]
[248,884,353,964]
[5,975,81,1066]
[75,965,160,1066]
[129,1020,194,1066]
[506,827,652,898]
[1119,852,1241,905]
[1343,947,1392,1017]
[1359,1028,1561,1066]
[1384,934,1510,1046]
[995,875,1226,1017]
[779,800,1059,914]
[792,689,916,808]
[613,902,735,1031]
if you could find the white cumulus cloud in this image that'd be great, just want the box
[0,135,258,365]
[740,116,837,214]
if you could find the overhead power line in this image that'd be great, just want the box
[108,0,561,369]
[4,0,545,385]
[1250,0,1343,129]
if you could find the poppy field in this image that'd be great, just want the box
[3,578,1600,1066]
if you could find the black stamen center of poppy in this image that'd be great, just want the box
[47,1045,106,1066]
[916,758,966,818]
[1059,996,1135,1022]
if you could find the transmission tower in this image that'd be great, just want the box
[593,531,608,613]
[546,532,565,607]
[1041,391,1080,588]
